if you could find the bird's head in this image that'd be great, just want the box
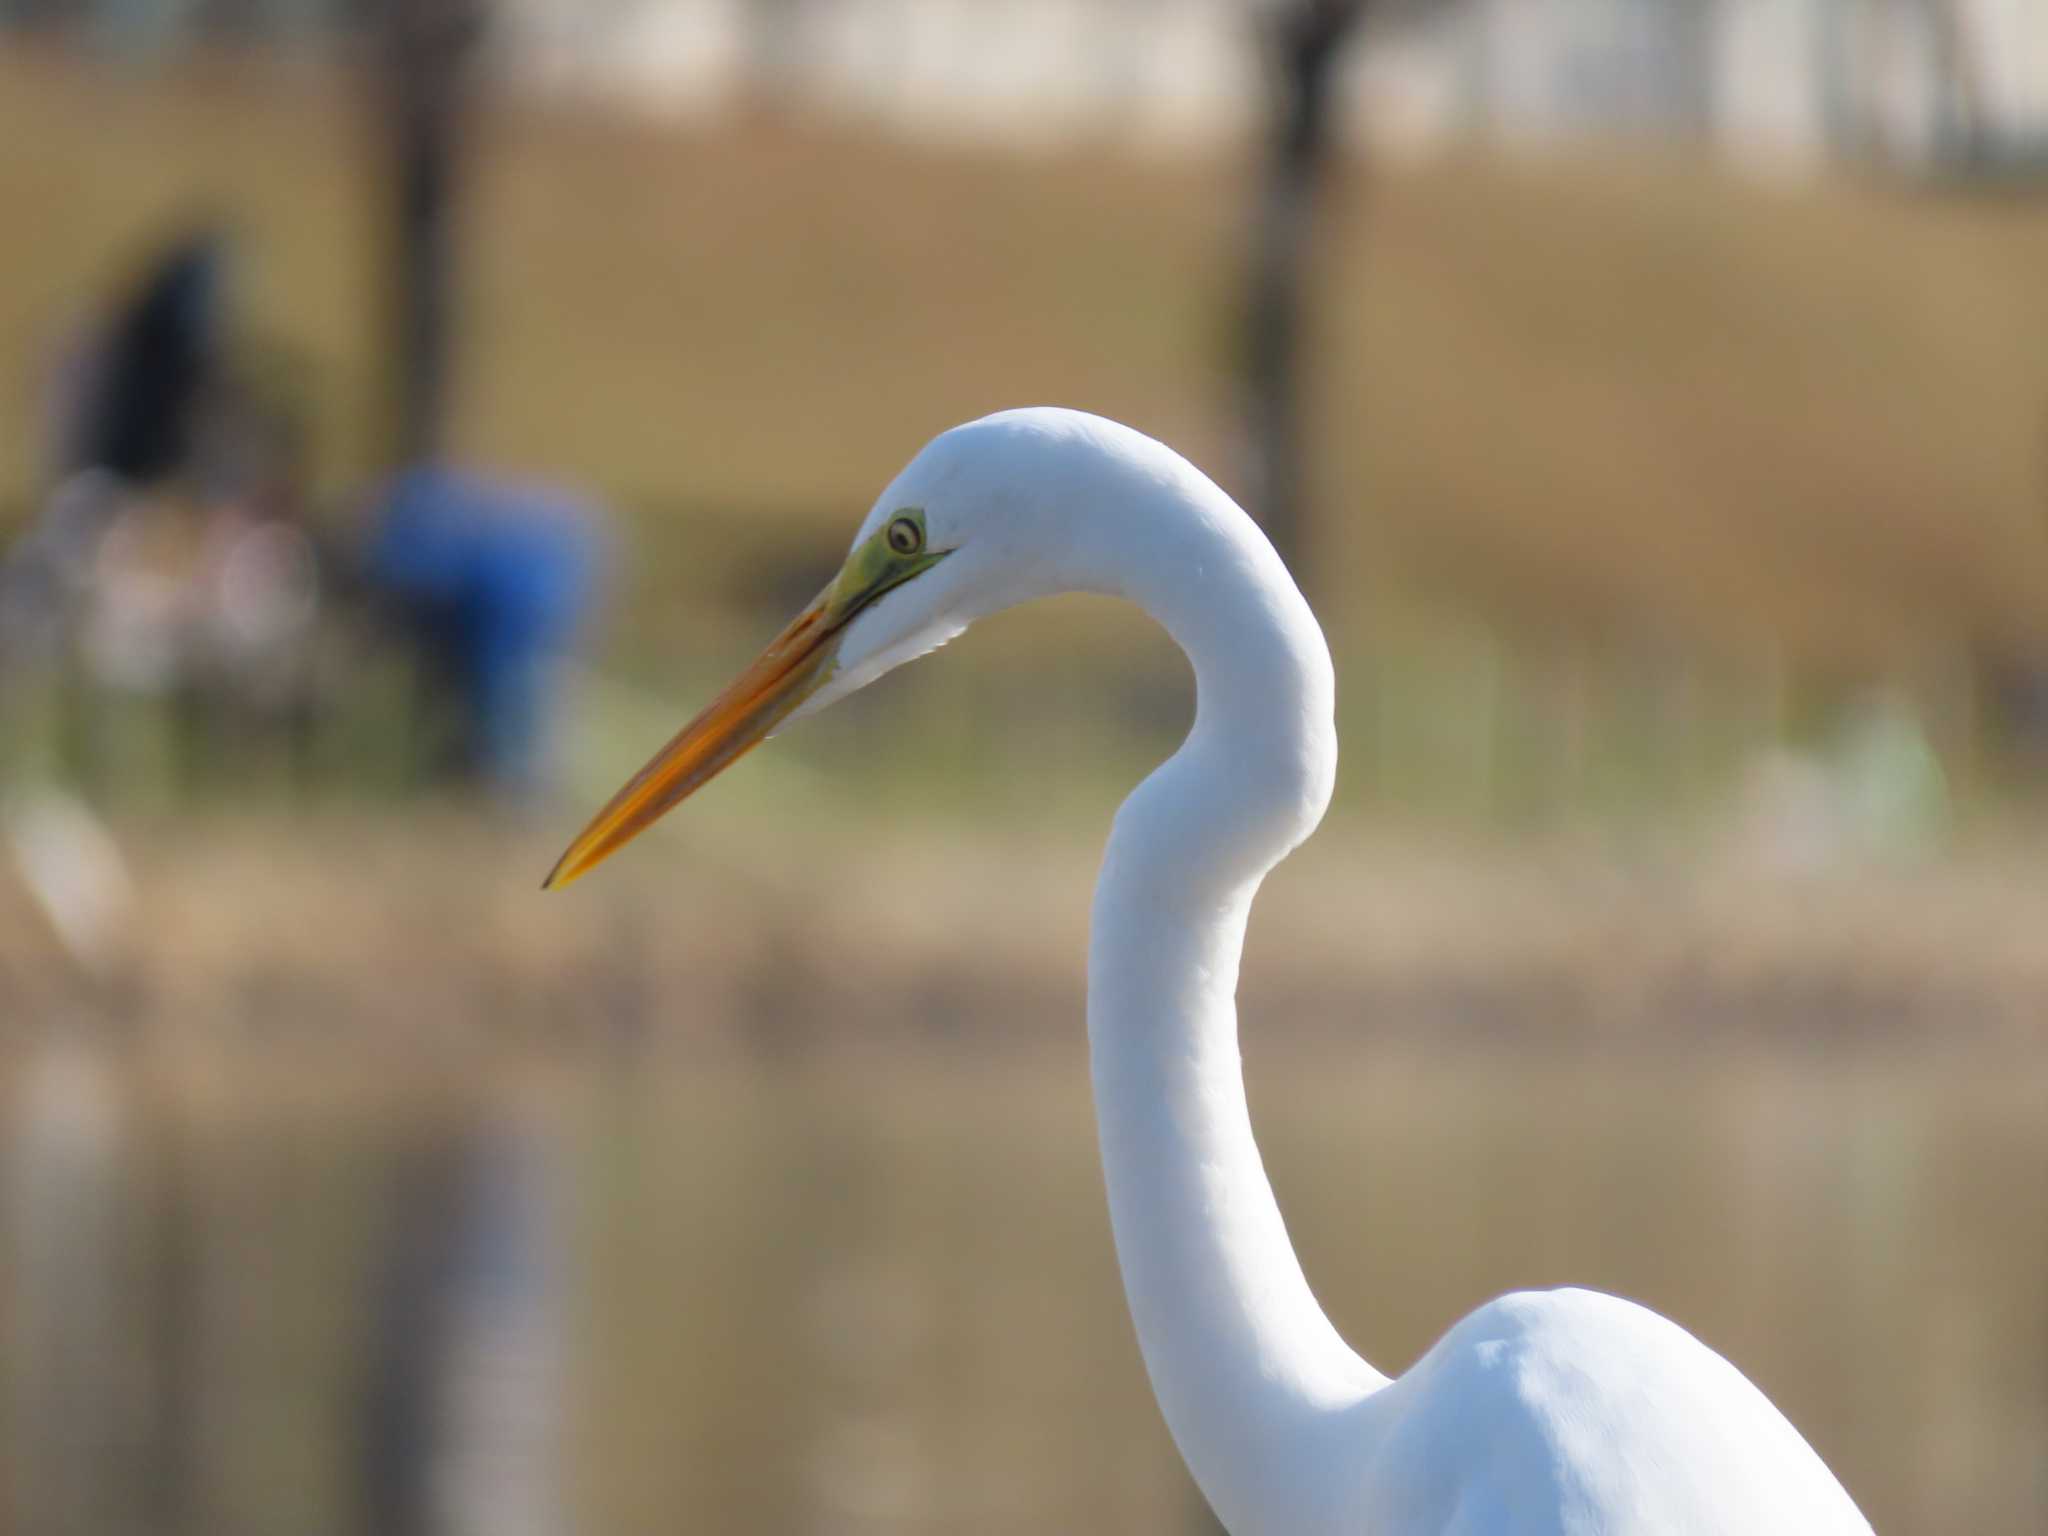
[544,410,1110,889]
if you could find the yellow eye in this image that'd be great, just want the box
[885,514,923,556]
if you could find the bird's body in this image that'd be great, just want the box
[548,408,1872,1535]
[1345,1287,1865,1534]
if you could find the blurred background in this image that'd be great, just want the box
[1,2,2046,1533]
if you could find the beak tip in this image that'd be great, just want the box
[538,576,845,903]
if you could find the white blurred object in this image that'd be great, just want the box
[80,503,191,694]
[1732,747,1848,876]
[1835,690,1950,862]
[1730,692,1949,874]
[207,520,319,658]
[4,788,136,976]
[197,513,322,708]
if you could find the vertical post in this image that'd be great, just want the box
[371,0,488,472]
[1917,0,1986,164]
[1650,0,1719,142]
[1242,0,1368,576]
[1816,0,1877,163]
[744,0,808,114]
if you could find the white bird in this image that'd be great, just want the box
[546,409,1872,1535]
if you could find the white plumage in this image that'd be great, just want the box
[549,407,1872,1535]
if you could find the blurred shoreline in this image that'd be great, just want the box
[5,809,2043,1055]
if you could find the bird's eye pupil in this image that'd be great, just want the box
[886,516,922,555]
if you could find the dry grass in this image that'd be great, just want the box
[3,49,2046,679]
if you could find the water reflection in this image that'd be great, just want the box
[2,1040,2043,1535]
[362,1098,566,1536]
[6,1033,154,1536]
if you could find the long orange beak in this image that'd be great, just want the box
[542,583,843,890]
[545,511,949,890]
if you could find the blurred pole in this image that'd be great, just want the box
[744,0,809,115]
[1241,0,1369,575]
[370,0,489,472]
[1815,0,1867,161]
[1647,0,1717,141]
[1916,0,1987,163]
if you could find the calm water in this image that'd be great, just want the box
[4,1038,2044,1535]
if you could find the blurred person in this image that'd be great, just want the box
[51,224,227,490]
[3,224,334,794]
[176,377,327,772]
[9,224,232,675]
[362,467,604,798]
[3,226,231,681]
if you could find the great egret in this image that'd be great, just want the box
[546,409,1871,1535]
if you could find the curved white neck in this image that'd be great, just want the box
[1076,464,1385,1530]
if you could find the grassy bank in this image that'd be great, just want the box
[3,48,2045,679]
